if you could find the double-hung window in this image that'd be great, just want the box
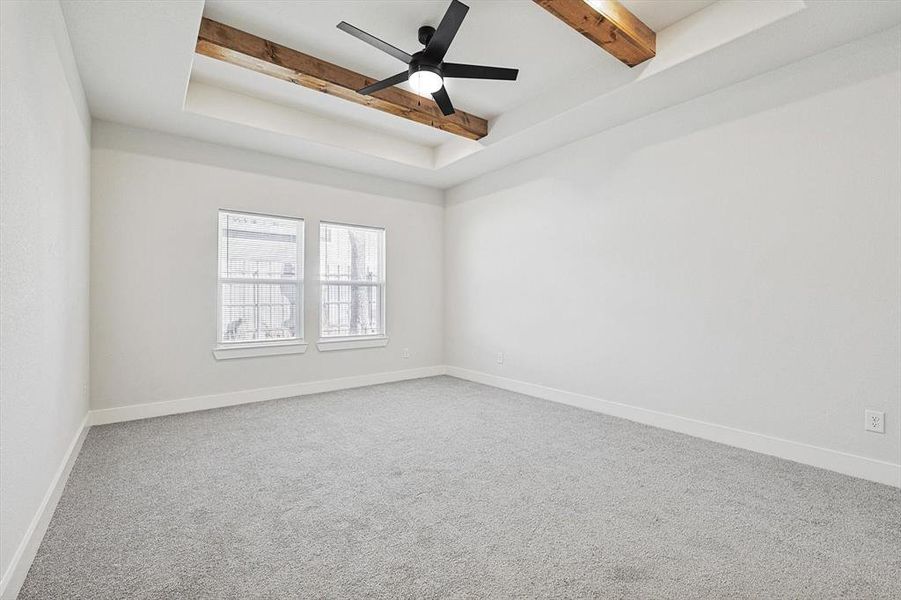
[318,222,386,349]
[215,210,306,359]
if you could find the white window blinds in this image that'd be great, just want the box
[218,211,304,344]
[319,222,385,338]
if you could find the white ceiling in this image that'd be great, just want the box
[60,0,901,189]
[622,0,717,32]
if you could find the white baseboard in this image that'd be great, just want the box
[90,365,447,426]
[0,413,90,600]
[445,366,901,488]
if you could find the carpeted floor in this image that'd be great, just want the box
[20,376,901,599]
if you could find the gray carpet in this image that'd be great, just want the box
[20,376,901,599]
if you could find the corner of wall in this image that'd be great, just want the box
[53,0,91,142]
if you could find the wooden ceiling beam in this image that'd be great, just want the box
[533,0,656,67]
[195,18,488,141]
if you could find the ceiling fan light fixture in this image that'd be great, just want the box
[409,67,443,96]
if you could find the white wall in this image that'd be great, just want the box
[445,30,901,482]
[0,0,91,594]
[90,123,444,411]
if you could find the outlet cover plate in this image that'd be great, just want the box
[865,410,885,434]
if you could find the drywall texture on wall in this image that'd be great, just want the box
[90,123,444,411]
[0,0,91,588]
[444,29,901,469]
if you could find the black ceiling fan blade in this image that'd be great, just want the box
[442,62,519,81]
[337,21,412,64]
[431,86,455,116]
[424,0,469,62]
[357,71,409,96]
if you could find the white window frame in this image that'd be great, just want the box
[214,209,308,360]
[317,221,387,351]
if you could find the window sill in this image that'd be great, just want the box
[316,336,388,352]
[213,341,308,360]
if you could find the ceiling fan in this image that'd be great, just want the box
[337,0,518,117]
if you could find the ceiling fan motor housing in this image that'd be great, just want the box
[418,25,436,45]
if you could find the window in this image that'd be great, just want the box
[215,210,305,359]
[319,222,386,345]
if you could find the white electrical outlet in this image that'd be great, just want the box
[496,352,504,365]
[402,348,410,359]
[865,410,885,434]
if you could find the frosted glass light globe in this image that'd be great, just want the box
[409,69,443,96]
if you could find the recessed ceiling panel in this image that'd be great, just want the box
[201,0,609,118]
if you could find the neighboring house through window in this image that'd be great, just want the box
[216,210,304,357]
[319,222,386,340]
